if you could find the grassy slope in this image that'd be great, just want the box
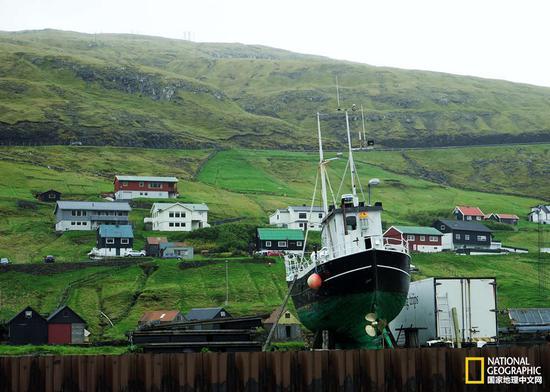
[1,30,550,148]
[0,145,548,341]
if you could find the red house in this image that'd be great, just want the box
[453,206,485,221]
[47,305,87,345]
[384,226,444,253]
[114,175,178,200]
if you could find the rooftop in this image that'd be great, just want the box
[185,307,230,321]
[455,205,485,216]
[289,206,324,212]
[56,201,131,211]
[437,219,492,233]
[146,237,168,245]
[116,175,178,183]
[140,310,183,323]
[390,226,443,236]
[257,228,305,241]
[98,224,134,238]
[151,202,209,212]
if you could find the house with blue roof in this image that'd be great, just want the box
[94,224,134,257]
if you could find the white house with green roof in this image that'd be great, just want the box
[384,225,445,253]
[269,206,325,231]
[256,228,305,254]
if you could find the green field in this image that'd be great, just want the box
[1,30,550,149]
[0,144,548,343]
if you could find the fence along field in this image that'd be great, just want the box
[1,346,549,391]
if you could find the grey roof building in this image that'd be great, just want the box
[185,307,232,321]
[54,201,131,232]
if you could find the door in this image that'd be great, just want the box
[48,324,71,344]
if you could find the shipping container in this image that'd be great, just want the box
[389,277,497,347]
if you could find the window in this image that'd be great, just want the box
[169,223,174,227]
[318,213,323,219]
[139,181,144,187]
[169,212,174,218]
[466,216,472,220]
[285,326,292,338]
[455,234,461,240]
[440,225,445,231]
[49,193,56,199]
[266,241,272,247]
[82,211,86,216]
[476,216,481,221]
[406,235,415,241]
[278,241,287,247]
[121,238,129,245]
[276,215,279,220]
[71,222,75,225]
[465,234,470,241]
[298,213,307,219]
[182,223,186,227]
[429,236,438,242]
[106,238,115,245]
[122,181,128,186]
[140,192,143,196]
[299,223,304,228]
[345,216,357,230]
[25,311,32,319]
[148,182,162,189]
[220,311,226,317]
[285,312,290,318]
[175,222,180,227]
[182,213,186,218]
[82,222,87,226]
[175,212,180,218]
[297,241,302,247]
[76,222,81,226]
[419,236,426,241]
[477,235,487,241]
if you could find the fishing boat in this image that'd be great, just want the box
[283,110,411,349]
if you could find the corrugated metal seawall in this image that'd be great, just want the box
[0,346,549,391]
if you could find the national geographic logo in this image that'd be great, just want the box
[465,356,543,385]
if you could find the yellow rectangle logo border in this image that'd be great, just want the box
[465,357,485,384]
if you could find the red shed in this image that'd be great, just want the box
[384,225,444,253]
[47,305,87,344]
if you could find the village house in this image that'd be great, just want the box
[384,226,444,253]
[7,306,48,345]
[486,213,520,225]
[35,189,61,202]
[54,201,131,232]
[453,206,485,221]
[269,205,325,231]
[138,310,186,328]
[256,228,305,254]
[185,307,232,321]
[95,224,134,257]
[47,305,88,345]
[160,242,194,259]
[114,175,178,200]
[528,205,550,224]
[144,202,209,232]
[434,219,493,249]
[145,237,168,257]
[263,308,303,342]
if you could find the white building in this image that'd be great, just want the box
[144,202,209,232]
[528,205,550,224]
[269,206,325,231]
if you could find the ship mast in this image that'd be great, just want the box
[317,112,329,214]
[345,110,357,200]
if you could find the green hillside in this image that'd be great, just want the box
[0,144,548,342]
[1,29,550,148]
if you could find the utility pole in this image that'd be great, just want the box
[225,260,229,306]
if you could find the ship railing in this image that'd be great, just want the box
[382,237,410,255]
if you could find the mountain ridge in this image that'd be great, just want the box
[1,29,550,148]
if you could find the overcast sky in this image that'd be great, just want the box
[2,0,550,87]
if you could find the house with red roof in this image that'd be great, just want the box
[486,213,520,225]
[384,226,445,253]
[138,310,186,328]
[453,206,485,221]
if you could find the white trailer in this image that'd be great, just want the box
[389,277,498,347]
